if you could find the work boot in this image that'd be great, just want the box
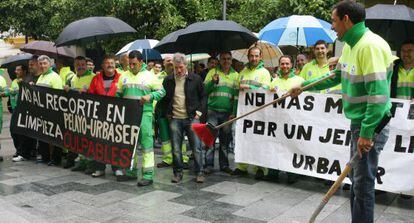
[231,168,248,176]
[71,164,86,172]
[156,161,170,168]
[255,169,265,180]
[137,179,153,187]
[171,173,183,183]
[221,167,233,175]
[196,175,205,183]
[263,169,279,182]
[63,159,75,169]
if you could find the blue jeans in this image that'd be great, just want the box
[205,110,231,169]
[169,118,203,175]
[349,124,389,223]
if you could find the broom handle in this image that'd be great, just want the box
[215,73,336,129]
[308,153,359,223]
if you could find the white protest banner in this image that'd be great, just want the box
[235,90,414,195]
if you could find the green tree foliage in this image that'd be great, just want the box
[0,0,336,52]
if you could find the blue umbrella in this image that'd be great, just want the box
[116,39,162,61]
[258,15,336,47]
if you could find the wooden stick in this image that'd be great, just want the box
[308,153,359,223]
[215,73,336,129]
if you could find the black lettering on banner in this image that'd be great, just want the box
[243,120,253,133]
[243,120,277,137]
[11,83,142,168]
[272,93,286,108]
[292,153,303,168]
[325,97,342,114]
[284,124,312,140]
[394,135,414,153]
[245,92,254,106]
[303,96,315,111]
[288,97,301,110]
[292,153,341,175]
[253,121,265,135]
[390,101,404,118]
[376,167,385,184]
[408,104,414,120]
[256,93,265,106]
[319,128,351,146]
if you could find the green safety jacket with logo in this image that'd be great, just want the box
[117,65,166,113]
[270,69,304,91]
[239,61,271,90]
[396,64,414,100]
[37,68,63,89]
[204,66,239,116]
[303,22,397,139]
[70,70,95,91]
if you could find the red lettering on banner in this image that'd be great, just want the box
[95,143,104,161]
[111,147,119,166]
[104,145,111,164]
[119,148,132,168]
[80,137,89,154]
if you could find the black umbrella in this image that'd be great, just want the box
[55,16,137,47]
[155,20,258,54]
[366,4,414,50]
[0,53,33,69]
[154,29,185,53]
[21,41,76,59]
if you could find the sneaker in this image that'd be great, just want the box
[47,161,56,166]
[137,179,153,187]
[196,175,205,183]
[12,155,26,162]
[231,168,248,176]
[156,161,170,168]
[91,171,105,178]
[171,173,183,183]
[220,167,233,175]
[255,169,265,180]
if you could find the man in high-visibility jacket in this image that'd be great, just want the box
[64,56,96,170]
[300,40,341,94]
[394,41,414,100]
[232,47,271,180]
[204,52,239,174]
[117,50,166,186]
[289,2,396,222]
[117,53,129,75]
[10,65,35,162]
[36,55,63,166]
[56,58,75,86]
[268,55,304,183]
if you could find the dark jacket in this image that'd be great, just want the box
[161,73,206,122]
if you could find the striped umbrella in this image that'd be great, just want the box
[258,15,337,47]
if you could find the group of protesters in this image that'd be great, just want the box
[0,1,413,222]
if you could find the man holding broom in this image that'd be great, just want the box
[289,1,396,222]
